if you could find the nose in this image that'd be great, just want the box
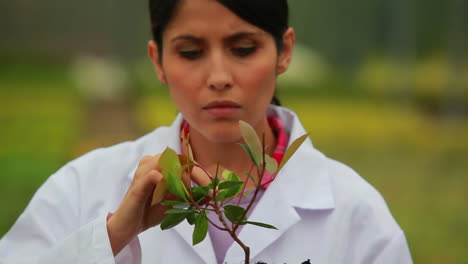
[206,52,233,91]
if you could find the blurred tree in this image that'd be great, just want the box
[0,0,148,60]
[444,0,467,118]
[1,0,464,62]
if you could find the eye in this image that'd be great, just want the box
[232,46,256,57]
[179,50,202,60]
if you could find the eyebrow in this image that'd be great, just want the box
[170,31,265,43]
[171,35,202,43]
[225,32,264,42]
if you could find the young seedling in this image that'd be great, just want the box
[153,120,308,264]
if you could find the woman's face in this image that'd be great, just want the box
[149,0,294,143]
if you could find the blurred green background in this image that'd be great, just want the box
[1,0,467,262]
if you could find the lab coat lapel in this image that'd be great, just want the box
[229,180,302,261]
[225,106,336,261]
[229,147,334,261]
[173,221,217,263]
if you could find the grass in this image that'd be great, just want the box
[0,154,66,234]
[0,93,82,235]
[0,63,82,237]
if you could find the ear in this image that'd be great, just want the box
[148,40,167,84]
[277,27,295,75]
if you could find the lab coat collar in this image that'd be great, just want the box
[266,105,336,210]
[128,106,336,263]
[225,106,336,261]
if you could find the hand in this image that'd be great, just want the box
[106,154,213,256]
[107,154,170,255]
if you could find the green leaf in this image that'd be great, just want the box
[239,144,259,167]
[216,170,242,200]
[224,205,246,223]
[208,177,220,189]
[218,181,243,190]
[239,121,263,166]
[240,221,278,230]
[159,148,182,179]
[193,211,208,245]
[224,170,240,181]
[161,200,189,206]
[159,148,188,201]
[186,212,197,225]
[165,208,196,214]
[221,169,234,180]
[192,186,210,194]
[278,134,309,171]
[192,186,210,202]
[265,154,278,174]
[160,213,187,230]
[245,173,256,184]
[217,184,243,201]
[167,171,189,201]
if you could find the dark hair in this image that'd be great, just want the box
[148,0,289,105]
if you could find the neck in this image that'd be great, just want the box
[189,118,276,185]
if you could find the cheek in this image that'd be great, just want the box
[239,60,277,99]
[164,65,200,106]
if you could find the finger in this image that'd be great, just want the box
[191,166,212,187]
[151,179,167,206]
[143,191,174,230]
[181,170,191,189]
[135,154,162,178]
[129,169,164,204]
[177,154,193,189]
[144,202,171,229]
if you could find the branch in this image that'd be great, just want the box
[194,164,213,180]
[233,133,267,233]
[237,163,254,206]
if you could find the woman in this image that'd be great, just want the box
[0,0,412,263]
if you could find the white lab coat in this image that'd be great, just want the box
[0,106,412,264]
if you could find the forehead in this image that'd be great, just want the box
[164,0,264,39]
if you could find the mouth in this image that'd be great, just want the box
[202,100,241,117]
[202,100,241,109]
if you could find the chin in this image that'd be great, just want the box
[207,128,242,144]
[188,118,244,144]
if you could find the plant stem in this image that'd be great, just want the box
[194,164,213,180]
[212,201,251,264]
[237,163,254,206]
[206,217,228,231]
[206,167,252,263]
[233,134,267,234]
[229,232,250,264]
[227,134,268,264]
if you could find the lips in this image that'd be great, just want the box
[202,100,241,109]
[202,100,241,117]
